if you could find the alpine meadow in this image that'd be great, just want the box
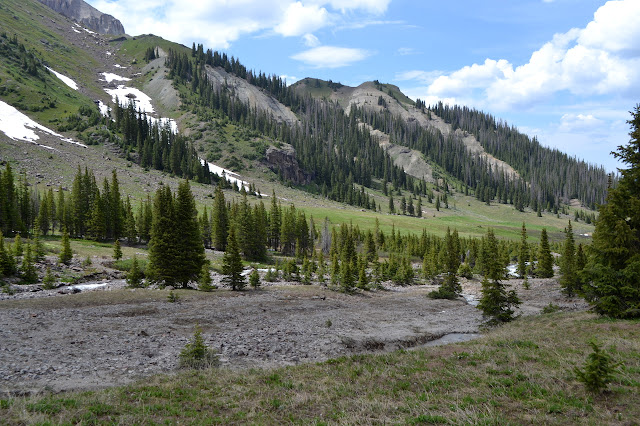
[1,0,639,423]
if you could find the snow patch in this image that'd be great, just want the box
[72,27,81,33]
[98,101,111,117]
[0,100,86,148]
[45,67,78,90]
[106,51,112,56]
[104,85,154,113]
[201,159,250,191]
[101,72,131,83]
[114,64,125,69]
[83,27,96,35]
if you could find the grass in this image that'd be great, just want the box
[2,311,638,424]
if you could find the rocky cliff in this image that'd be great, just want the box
[39,0,125,35]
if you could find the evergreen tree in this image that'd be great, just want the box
[269,189,281,250]
[537,228,554,278]
[212,184,228,250]
[560,220,578,296]
[174,180,206,287]
[59,227,72,265]
[13,234,23,258]
[517,223,529,278]
[198,261,214,291]
[0,235,16,277]
[222,226,245,290]
[126,255,144,288]
[113,239,123,260]
[20,243,37,283]
[477,228,521,323]
[583,105,640,318]
[43,267,56,289]
[430,228,461,299]
[249,268,260,289]
[146,186,177,286]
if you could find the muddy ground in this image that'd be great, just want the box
[0,276,588,396]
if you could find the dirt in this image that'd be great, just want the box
[0,273,587,396]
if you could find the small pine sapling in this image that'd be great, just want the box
[249,268,260,289]
[179,326,219,369]
[126,256,144,288]
[574,340,619,393]
[113,240,123,260]
[43,267,56,290]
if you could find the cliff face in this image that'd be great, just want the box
[265,145,312,185]
[39,0,125,35]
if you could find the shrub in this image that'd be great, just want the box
[179,326,219,369]
[574,340,619,393]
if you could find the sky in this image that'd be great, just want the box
[88,0,640,172]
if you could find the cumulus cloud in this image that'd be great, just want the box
[291,46,371,68]
[303,33,322,47]
[398,0,640,111]
[89,0,389,49]
[274,2,329,37]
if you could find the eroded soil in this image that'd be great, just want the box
[0,277,587,396]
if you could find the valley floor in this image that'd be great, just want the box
[0,276,586,395]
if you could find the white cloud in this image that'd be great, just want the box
[274,2,330,37]
[322,0,391,14]
[398,0,640,111]
[280,74,300,83]
[89,0,390,49]
[303,33,321,47]
[397,47,419,56]
[558,113,603,132]
[291,45,371,68]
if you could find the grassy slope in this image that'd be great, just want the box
[3,311,637,424]
[0,0,102,122]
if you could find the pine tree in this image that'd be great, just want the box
[43,267,56,289]
[212,184,228,250]
[222,227,245,290]
[517,223,528,278]
[126,255,144,288]
[174,180,206,288]
[560,220,578,296]
[146,186,177,286]
[13,234,23,258]
[59,227,72,265]
[249,268,260,289]
[113,239,123,260]
[477,228,521,323]
[583,105,640,318]
[20,243,37,283]
[198,261,214,291]
[430,228,461,299]
[537,228,554,278]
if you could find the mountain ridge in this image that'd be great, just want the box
[38,0,125,35]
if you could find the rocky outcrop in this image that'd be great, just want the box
[265,145,312,185]
[39,0,125,35]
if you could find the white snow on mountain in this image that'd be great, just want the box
[45,67,78,90]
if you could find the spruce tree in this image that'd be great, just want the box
[222,226,245,290]
[113,239,123,260]
[249,268,260,289]
[537,228,554,278]
[560,220,578,296]
[583,105,640,318]
[43,267,56,289]
[0,235,16,277]
[429,228,461,299]
[126,255,144,288]
[146,186,177,286]
[198,261,214,291]
[517,223,529,278]
[212,184,228,251]
[174,180,206,288]
[21,244,38,283]
[59,227,72,265]
[478,228,521,323]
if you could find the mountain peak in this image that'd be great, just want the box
[38,0,125,35]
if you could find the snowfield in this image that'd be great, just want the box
[102,84,178,133]
[45,67,78,90]
[101,72,131,83]
[0,100,86,148]
[202,159,250,191]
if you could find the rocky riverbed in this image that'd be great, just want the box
[0,276,587,396]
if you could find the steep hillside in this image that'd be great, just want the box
[38,0,125,35]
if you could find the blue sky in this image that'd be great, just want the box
[89,0,640,172]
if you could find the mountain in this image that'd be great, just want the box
[38,0,125,35]
[0,0,606,241]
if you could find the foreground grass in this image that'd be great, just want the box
[2,311,638,424]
